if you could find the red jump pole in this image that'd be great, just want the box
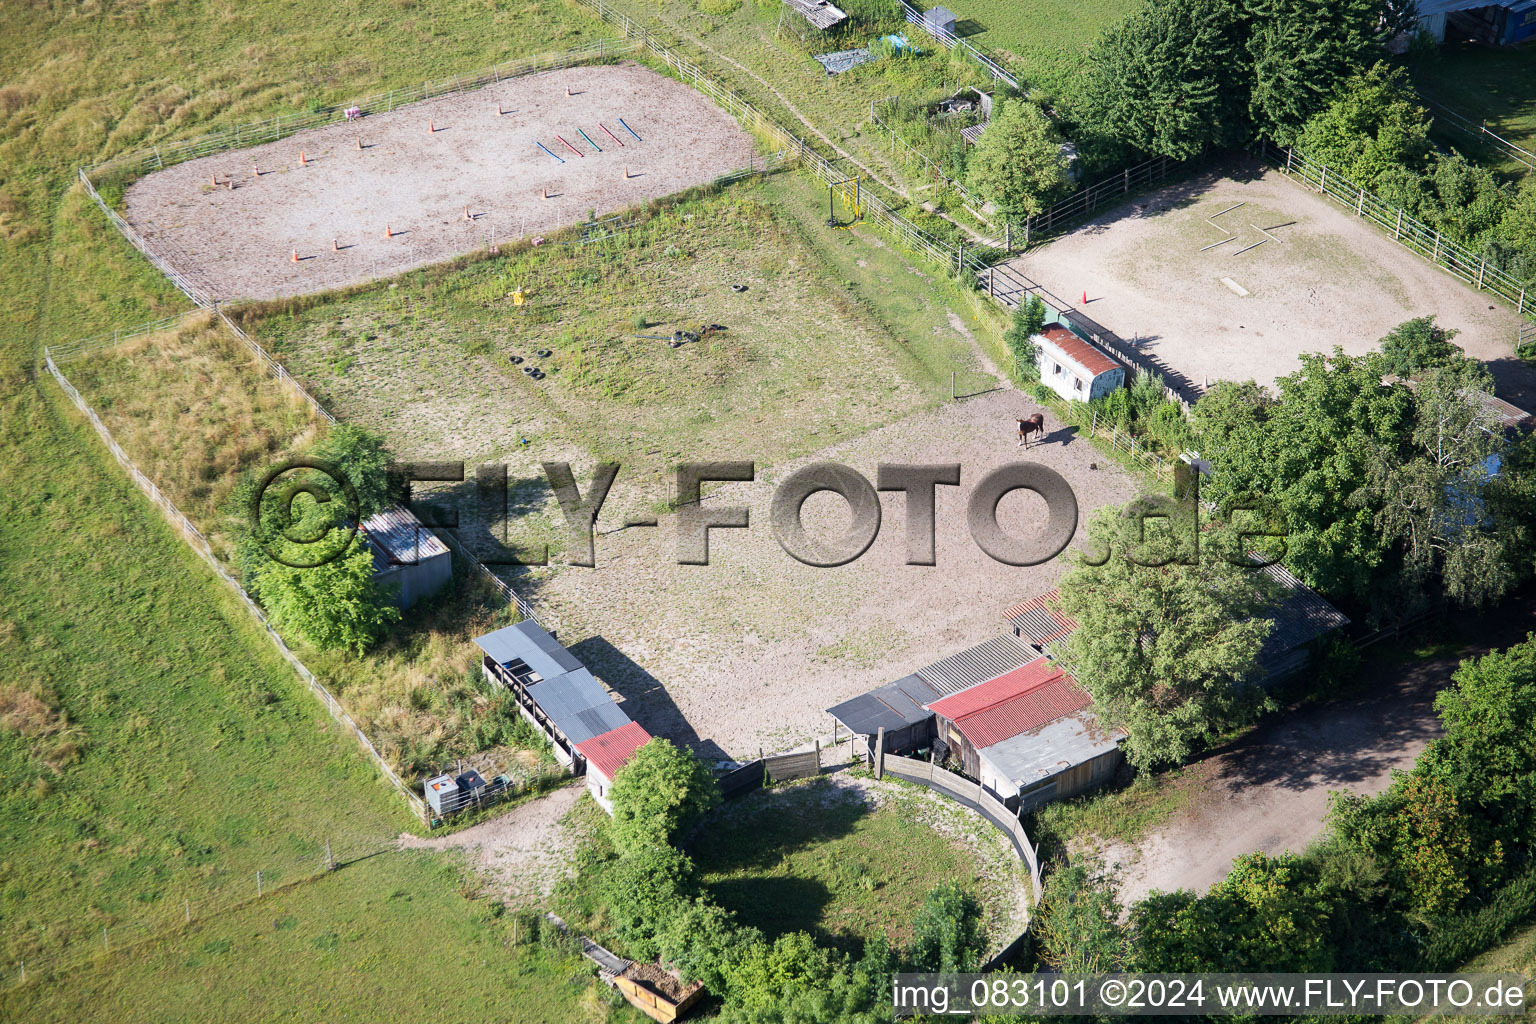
[554,134,584,158]
[598,122,625,148]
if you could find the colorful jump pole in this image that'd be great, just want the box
[535,141,565,164]
[577,127,602,152]
[618,118,642,142]
[598,122,625,147]
[554,134,584,158]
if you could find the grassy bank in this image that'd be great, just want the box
[0,851,638,1024]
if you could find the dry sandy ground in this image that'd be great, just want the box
[519,388,1140,761]
[123,63,756,301]
[398,780,586,907]
[1001,160,1534,407]
[1092,593,1536,903]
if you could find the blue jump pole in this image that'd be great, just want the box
[535,141,565,164]
[618,118,642,142]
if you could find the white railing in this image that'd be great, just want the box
[1262,141,1534,321]
[897,1,1020,90]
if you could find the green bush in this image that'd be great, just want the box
[609,738,721,853]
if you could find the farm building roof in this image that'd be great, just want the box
[576,720,652,781]
[960,123,987,145]
[1469,389,1533,432]
[926,657,1090,743]
[783,0,848,29]
[913,633,1038,696]
[980,709,1126,787]
[1004,589,1078,650]
[1254,562,1350,676]
[362,505,449,568]
[1037,325,1122,378]
[826,673,942,735]
[527,668,631,745]
[472,620,583,679]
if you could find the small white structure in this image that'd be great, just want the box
[362,505,452,609]
[1034,325,1124,402]
[574,720,652,813]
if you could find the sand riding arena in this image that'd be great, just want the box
[120,62,758,301]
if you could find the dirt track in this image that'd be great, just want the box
[1095,593,1536,902]
[1003,160,1535,408]
[527,388,1140,761]
[123,63,756,301]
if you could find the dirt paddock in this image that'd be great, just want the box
[122,62,757,301]
[1008,160,1534,406]
[520,388,1141,760]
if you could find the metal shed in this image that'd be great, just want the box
[363,506,452,608]
[922,5,957,36]
[473,620,634,768]
[826,673,941,754]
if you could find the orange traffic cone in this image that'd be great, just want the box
[291,249,299,263]
[1081,290,1088,306]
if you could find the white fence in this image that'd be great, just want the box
[897,0,1021,91]
[1427,100,1536,173]
[1262,140,1535,322]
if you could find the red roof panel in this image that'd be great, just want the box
[1039,325,1121,378]
[1003,588,1079,644]
[926,656,1092,748]
[575,720,651,781]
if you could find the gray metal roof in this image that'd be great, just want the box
[526,666,631,745]
[1255,563,1349,676]
[915,633,1037,696]
[826,674,941,735]
[472,620,583,678]
[557,700,633,746]
[363,506,449,568]
[979,709,1124,786]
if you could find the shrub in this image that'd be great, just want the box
[610,739,721,853]
[908,880,988,972]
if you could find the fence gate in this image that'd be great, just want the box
[764,745,821,784]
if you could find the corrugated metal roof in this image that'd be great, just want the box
[960,123,987,145]
[473,620,583,679]
[927,656,1063,720]
[915,633,1037,696]
[1038,325,1121,378]
[526,667,611,721]
[784,0,847,29]
[559,701,634,746]
[1255,562,1350,677]
[1004,589,1078,648]
[826,674,941,735]
[955,675,1092,748]
[576,721,652,781]
[980,709,1125,786]
[362,505,449,566]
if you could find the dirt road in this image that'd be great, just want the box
[1096,595,1536,902]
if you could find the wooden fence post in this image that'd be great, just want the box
[874,727,885,779]
[1477,258,1486,290]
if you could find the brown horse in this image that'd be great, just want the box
[1017,414,1046,448]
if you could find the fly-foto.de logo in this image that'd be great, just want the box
[250,459,1284,570]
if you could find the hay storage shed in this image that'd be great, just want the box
[362,505,451,608]
[575,720,653,813]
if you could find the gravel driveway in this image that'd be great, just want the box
[1095,594,1536,902]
